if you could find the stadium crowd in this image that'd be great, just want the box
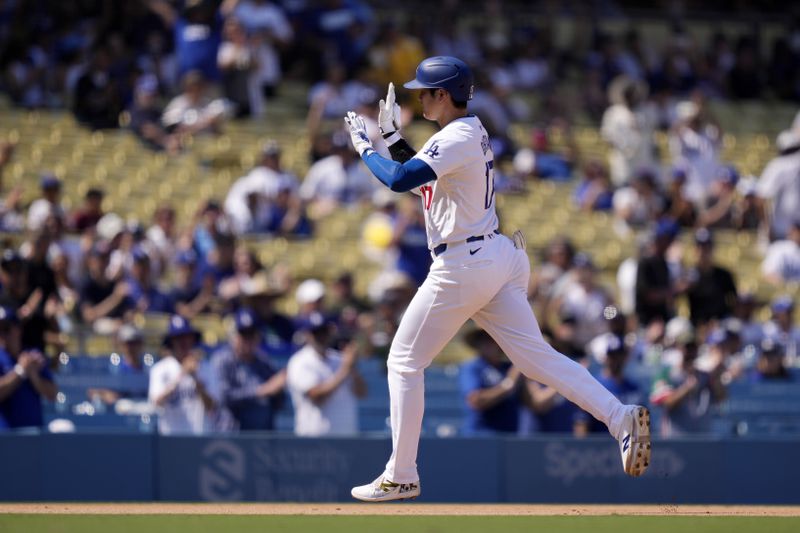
[1,1,799,438]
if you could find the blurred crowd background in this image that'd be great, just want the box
[0,0,799,440]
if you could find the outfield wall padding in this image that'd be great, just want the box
[0,433,796,503]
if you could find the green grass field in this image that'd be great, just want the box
[1,515,799,533]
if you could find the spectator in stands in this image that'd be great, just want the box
[573,160,614,212]
[232,0,293,99]
[299,131,376,218]
[548,253,613,356]
[649,335,726,437]
[18,231,58,351]
[699,166,740,229]
[669,98,722,206]
[0,307,57,431]
[128,74,180,154]
[612,168,665,234]
[390,198,431,288]
[147,205,178,266]
[236,275,290,357]
[78,243,133,333]
[0,141,24,232]
[293,278,327,331]
[162,70,230,136]
[635,219,680,327]
[513,125,575,182]
[149,315,215,435]
[286,313,366,436]
[210,308,286,431]
[87,324,150,404]
[731,178,762,231]
[126,248,174,314]
[732,292,765,348]
[663,167,697,227]
[0,248,54,353]
[728,37,763,99]
[226,141,297,234]
[459,328,523,435]
[217,17,261,117]
[72,47,123,130]
[757,129,800,241]
[27,174,64,232]
[762,296,800,367]
[685,229,737,327]
[578,335,643,434]
[147,0,241,82]
[528,236,575,321]
[762,219,800,285]
[191,200,230,262]
[750,338,791,382]
[306,62,370,136]
[69,188,105,234]
[171,249,214,319]
[601,75,658,186]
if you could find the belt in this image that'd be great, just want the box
[432,230,500,257]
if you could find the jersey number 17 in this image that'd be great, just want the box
[484,160,495,209]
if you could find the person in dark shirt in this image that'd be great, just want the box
[750,338,791,382]
[242,271,295,356]
[69,188,105,233]
[635,219,679,327]
[172,249,214,318]
[0,247,54,352]
[459,328,523,435]
[0,306,57,431]
[129,74,181,154]
[685,229,737,327]
[72,47,123,130]
[79,243,133,326]
[210,308,286,430]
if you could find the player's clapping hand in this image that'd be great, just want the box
[344,111,373,156]
[378,82,402,136]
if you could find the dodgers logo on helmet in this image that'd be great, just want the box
[403,56,475,102]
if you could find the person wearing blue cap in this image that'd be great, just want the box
[208,308,286,431]
[0,306,57,431]
[635,218,681,326]
[699,165,740,228]
[148,315,214,435]
[27,174,64,232]
[762,296,800,366]
[286,312,366,437]
[125,248,174,314]
[171,249,214,319]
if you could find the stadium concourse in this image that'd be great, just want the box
[0,2,799,451]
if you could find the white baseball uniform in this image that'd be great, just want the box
[382,114,629,483]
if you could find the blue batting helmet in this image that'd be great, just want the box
[404,56,474,102]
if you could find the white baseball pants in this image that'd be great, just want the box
[383,233,628,483]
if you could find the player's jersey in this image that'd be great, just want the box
[412,115,499,249]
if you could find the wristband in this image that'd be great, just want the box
[382,131,402,146]
[13,364,26,379]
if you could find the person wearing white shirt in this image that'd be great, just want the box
[762,220,800,285]
[27,175,65,232]
[757,130,800,241]
[286,314,366,436]
[148,315,215,435]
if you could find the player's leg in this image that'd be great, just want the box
[352,270,480,501]
[472,243,650,476]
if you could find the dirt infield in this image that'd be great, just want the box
[1,503,798,516]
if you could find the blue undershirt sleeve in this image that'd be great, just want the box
[361,150,437,192]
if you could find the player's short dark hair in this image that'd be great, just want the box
[427,88,467,109]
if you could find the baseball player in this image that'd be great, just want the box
[344,56,651,502]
